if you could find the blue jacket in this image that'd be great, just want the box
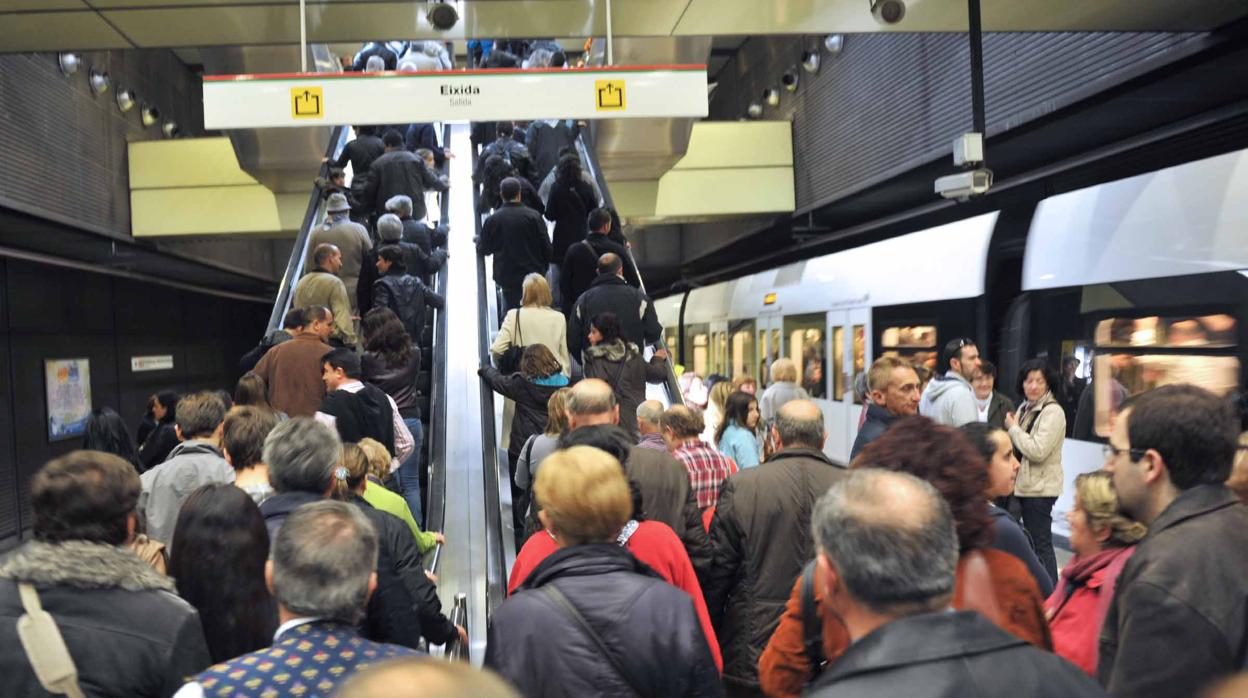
[849,403,900,461]
[718,423,760,469]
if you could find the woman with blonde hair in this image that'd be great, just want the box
[515,387,571,492]
[356,438,443,554]
[700,380,734,447]
[1045,470,1146,676]
[485,446,721,695]
[492,272,571,376]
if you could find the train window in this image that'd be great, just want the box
[729,320,755,381]
[1094,314,1237,349]
[881,325,937,349]
[664,329,680,366]
[1092,353,1241,436]
[852,324,867,405]
[760,328,782,386]
[685,324,710,377]
[717,331,729,375]
[786,313,826,399]
[832,326,845,400]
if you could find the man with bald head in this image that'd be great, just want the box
[705,399,847,693]
[293,243,357,347]
[636,399,666,451]
[566,247,661,361]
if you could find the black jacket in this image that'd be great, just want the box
[363,346,422,420]
[484,544,723,698]
[0,540,211,698]
[138,421,179,471]
[1099,484,1248,697]
[988,503,1053,596]
[568,274,663,360]
[545,178,597,260]
[330,134,385,174]
[984,390,1015,430]
[477,202,552,290]
[405,122,446,166]
[478,366,564,461]
[581,340,668,438]
[319,384,396,455]
[849,403,899,461]
[807,611,1105,697]
[358,242,446,314]
[475,136,540,189]
[239,328,294,373]
[401,217,434,254]
[561,236,640,313]
[365,150,448,218]
[704,447,849,688]
[372,270,444,340]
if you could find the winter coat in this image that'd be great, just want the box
[919,370,980,427]
[475,137,540,189]
[358,240,445,313]
[363,346,422,420]
[401,217,434,254]
[1010,391,1065,497]
[981,390,1015,429]
[484,544,723,698]
[717,423,760,469]
[1099,484,1248,697]
[526,120,582,181]
[251,332,333,418]
[329,134,385,174]
[561,236,640,314]
[492,306,571,376]
[477,202,552,291]
[849,403,899,461]
[539,166,601,210]
[1046,545,1136,677]
[306,217,372,311]
[803,611,1103,698]
[365,150,448,217]
[582,340,668,436]
[0,540,211,698]
[405,122,447,165]
[292,270,356,346]
[372,271,444,341]
[478,366,567,461]
[137,421,179,471]
[568,274,663,360]
[989,503,1054,596]
[545,177,598,260]
[318,384,396,454]
[759,547,1054,698]
[139,439,234,545]
[757,381,809,426]
[702,447,848,689]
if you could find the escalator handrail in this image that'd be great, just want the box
[265,125,351,334]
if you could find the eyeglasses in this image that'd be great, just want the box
[1102,444,1147,461]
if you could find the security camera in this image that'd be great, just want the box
[935,169,992,200]
[427,2,459,31]
[870,0,906,25]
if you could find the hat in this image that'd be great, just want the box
[326,192,351,213]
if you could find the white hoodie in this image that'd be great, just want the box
[919,371,979,427]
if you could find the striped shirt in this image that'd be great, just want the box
[672,439,738,510]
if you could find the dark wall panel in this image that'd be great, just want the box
[0,343,16,543]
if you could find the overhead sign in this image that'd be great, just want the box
[131,355,174,372]
[203,65,707,129]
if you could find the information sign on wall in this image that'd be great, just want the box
[131,355,175,372]
[203,65,707,129]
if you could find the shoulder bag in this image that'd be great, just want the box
[497,308,526,373]
[16,583,86,698]
[541,584,644,696]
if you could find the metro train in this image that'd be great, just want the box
[656,146,1248,541]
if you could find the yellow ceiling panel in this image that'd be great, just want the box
[0,12,131,51]
[104,6,302,46]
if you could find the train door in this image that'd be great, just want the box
[824,309,872,464]
[757,314,783,388]
[728,319,757,383]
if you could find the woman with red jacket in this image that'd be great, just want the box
[1045,470,1146,676]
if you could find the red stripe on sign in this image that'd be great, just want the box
[204,64,708,82]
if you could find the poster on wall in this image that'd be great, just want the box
[45,358,91,442]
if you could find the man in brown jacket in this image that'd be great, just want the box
[253,306,334,417]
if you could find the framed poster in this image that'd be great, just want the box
[45,358,91,441]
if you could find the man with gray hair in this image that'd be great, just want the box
[387,194,441,254]
[174,501,419,698]
[804,470,1103,696]
[635,399,666,451]
[305,191,372,314]
[357,212,446,312]
[258,418,461,651]
[704,398,846,692]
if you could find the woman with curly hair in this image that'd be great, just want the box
[758,416,1051,698]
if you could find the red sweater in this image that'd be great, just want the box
[508,520,723,672]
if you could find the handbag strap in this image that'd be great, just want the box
[540,584,644,697]
[16,583,87,698]
[515,307,523,346]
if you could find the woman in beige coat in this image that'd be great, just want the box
[492,273,571,376]
[1006,357,1066,584]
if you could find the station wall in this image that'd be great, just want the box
[0,257,268,551]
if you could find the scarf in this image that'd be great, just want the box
[532,373,570,387]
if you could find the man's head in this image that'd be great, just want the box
[175,391,228,442]
[565,378,618,429]
[386,194,414,219]
[534,446,631,547]
[972,360,997,400]
[867,357,921,417]
[813,469,959,627]
[328,168,346,188]
[496,121,515,140]
[339,658,520,698]
[32,450,140,545]
[939,338,980,381]
[282,307,305,333]
[773,399,826,451]
[587,208,612,234]
[660,405,704,449]
[222,406,279,470]
[323,347,363,392]
[770,358,799,384]
[303,305,334,340]
[376,245,405,274]
[267,500,378,625]
[636,400,664,436]
[313,243,343,275]
[377,213,404,243]
[499,177,522,203]
[264,417,342,494]
[382,129,404,150]
[597,253,624,279]
[1106,384,1239,525]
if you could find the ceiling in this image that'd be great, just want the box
[2,0,1247,53]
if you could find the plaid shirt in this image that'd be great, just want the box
[672,439,738,509]
[636,432,667,451]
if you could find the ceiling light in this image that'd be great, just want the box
[115,88,136,113]
[781,68,799,92]
[763,88,780,107]
[58,53,81,76]
[162,121,180,139]
[141,104,160,127]
[801,51,821,74]
[746,102,763,119]
[824,35,845,54]
[89,69,110,96]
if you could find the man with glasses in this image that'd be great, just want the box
[1099,384,1248,697]
[919,337,981,427]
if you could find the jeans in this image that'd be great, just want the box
[398,418,425,527]
[1019,495,1059,583]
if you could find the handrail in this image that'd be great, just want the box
[265,125,350,333]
